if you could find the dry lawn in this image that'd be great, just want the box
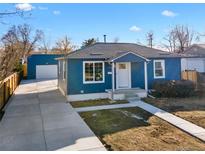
[70,99,128,108]
[143,97,205,128]
[80,107,205,151]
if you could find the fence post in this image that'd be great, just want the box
[14,73,16,90]
[4,81,8,103]
[3,82,6,104]
[11,76,13,93]
[0,83,4,109]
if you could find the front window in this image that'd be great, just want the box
[84,61,104,83]
[154,60,165,78]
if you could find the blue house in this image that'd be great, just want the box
[56,43,182,101]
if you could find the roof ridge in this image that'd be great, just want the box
[64,42,181,59]
[95,42,167,52]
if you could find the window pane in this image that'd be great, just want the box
[155,62,162,69]
[95,63,103,81]
[85,63,94,81]
[119,64,126,69]
[155,69,163,77]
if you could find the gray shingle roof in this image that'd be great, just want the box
[62,43,183,60]
[184,44,205,57]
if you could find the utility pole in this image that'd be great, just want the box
[103,35,107,43]
[147,31,154,48]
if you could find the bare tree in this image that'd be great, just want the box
[0,24,43,79]
[39,33,51,53]
[55,36,75,54]
[163,30,177,52]
[17,24,43,57]
[163,25,194,53]
[146,31,154,48]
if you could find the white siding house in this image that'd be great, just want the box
[181,44,205,73]
[181,58,205,72]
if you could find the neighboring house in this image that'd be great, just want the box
[56,43,182,101]
[27,54,63,79]
[181,44,205,73]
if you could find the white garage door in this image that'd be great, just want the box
[36,65,57,79]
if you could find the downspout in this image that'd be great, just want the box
[144,61,148,91]
[111,62,115,100]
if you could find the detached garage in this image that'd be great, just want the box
[27,54,63,79]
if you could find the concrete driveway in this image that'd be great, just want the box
[0,79,105,151]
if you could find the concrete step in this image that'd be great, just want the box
[125,93,138,97]
[126,96,140,101]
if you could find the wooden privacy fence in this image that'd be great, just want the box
[23,63,27,78]
[0,72,22,110]
[181,70,198,83]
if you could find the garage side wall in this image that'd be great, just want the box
[27,54,62,79]
[58,60,67,95]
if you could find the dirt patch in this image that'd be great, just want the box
[70,99,129,108]
[143,97,205,128]
[80,107,205,151]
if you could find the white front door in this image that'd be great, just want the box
[116,62,131,89]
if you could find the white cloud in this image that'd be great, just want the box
[129,26,141,32]
[38,6,48,10]
[15,3,34,11]
[161,10,177,17]
[53,10,61,15]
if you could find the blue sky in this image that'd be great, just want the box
[1,3,205,48]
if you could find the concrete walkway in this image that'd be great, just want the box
[75,99,205,142]
[0,79,106,151]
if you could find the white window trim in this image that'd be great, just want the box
[83,61,105,84]
[153,59,165,79]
